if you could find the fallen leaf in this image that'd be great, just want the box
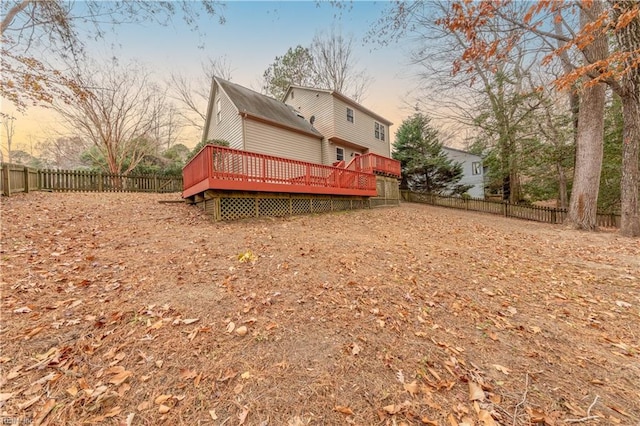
[235,325,248,336]
[33,398,56,426]
[158,404,171,414]
[238,406,249,424]
[403,381,420,396]
[209,409,218,420]
[0,392,15,402]
[468,382,485,401]
[448,413,459,426]
[13,306,32,313]
[478,409,497,425]
[109,370,133,385]
[154,394,172,405]
[335,405,354,415]
[179,369,198,380]
[137,401,151,411]
[492,364,510,375]
[182,318,199,325]
[125,413,135,426]
[226,322,236,333]
[104,406,122,418]
[421,416,438,425]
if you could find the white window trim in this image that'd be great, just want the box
[472,161,482,175]
[347,107,354,123]
[216,98,222,123]
[336,147,345,161]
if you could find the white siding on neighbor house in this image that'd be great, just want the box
[244,119,322,164]
[206,85,243,150]
[331,98,391,158]
[443,147,485,199]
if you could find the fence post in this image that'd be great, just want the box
[154,176,159,193]
[24,167,31,193]
[98,173,103,192]
[2,164,10,196]
[503,201,508,217]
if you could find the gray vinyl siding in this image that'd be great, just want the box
[206,85,243,150]
[332,98,391,157]
[442,147,485,199]
[244,119,322,163]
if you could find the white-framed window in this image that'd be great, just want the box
[347,107,354,123]
[472,161,482,175]
[216,98,222,123]
[375,122,385,141]
[336,147,344,161]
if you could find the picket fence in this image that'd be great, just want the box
[0,163,182,196]
[401,191,620,228]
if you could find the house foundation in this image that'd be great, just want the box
[189,177,399,221]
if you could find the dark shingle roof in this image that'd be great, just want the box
[216,78,322,137]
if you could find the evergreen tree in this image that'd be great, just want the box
[393,113,470,195]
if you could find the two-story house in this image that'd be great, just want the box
[282,86,393,165]
[201,77,393,167]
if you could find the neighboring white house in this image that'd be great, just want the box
[201,77,394,167]
[442,147,485,199]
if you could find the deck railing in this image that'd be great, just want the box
[182,145,378,198]
[345,153,401,177]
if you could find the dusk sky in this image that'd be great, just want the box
[3,1,428,151]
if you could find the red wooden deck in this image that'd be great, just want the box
[182,145,400,199]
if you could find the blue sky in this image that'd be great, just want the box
[6,1,421,149]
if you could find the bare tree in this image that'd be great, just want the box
[37,136,86,169]
[170,56,233,134]
[52,59,167,175]
[262,29,372,102]
[1,115,16,163]
[1,1,224,111]
[310,29,372,102]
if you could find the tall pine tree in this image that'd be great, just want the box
[393,113,470,195]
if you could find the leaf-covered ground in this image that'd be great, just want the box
[1,192,639,426]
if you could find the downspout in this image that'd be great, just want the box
[240,111,247,150]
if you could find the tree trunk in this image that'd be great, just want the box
[614,1,640,237]
[618,87,640,237]
[557,162,568,209]
[565,1,607,231]
[565,80,606,230]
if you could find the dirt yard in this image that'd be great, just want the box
[1,192,638,426]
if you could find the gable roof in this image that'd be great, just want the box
[209,77,322,139]
[442,146,482,159]
[284,85,393,126]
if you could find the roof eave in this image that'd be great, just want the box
[239,111,323,139]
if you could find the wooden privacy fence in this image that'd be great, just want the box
[1,163,182,196]
[402,191,621,228]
